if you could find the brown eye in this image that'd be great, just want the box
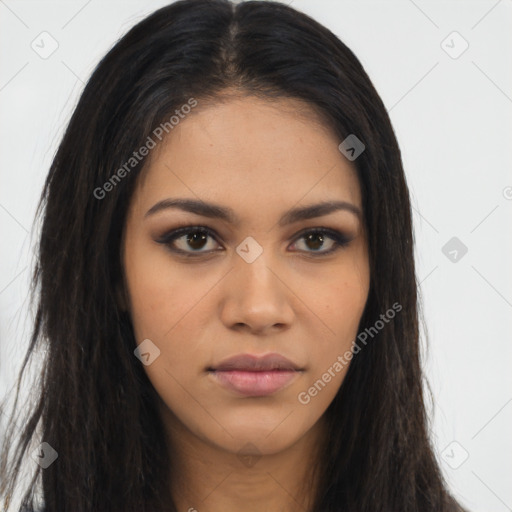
[304,232,327,251]
[184,231,209,251]
[156,226,351,259]
[156,226,222,256]
[290,228,351,255]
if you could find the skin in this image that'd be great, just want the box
[120,94,370,512]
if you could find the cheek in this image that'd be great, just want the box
[123,231,204,343]
[323,275,369,335]
[315,243,369,319]
[305,255,369,384]
[123,235,221,392]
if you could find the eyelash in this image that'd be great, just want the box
[155,225,352,259]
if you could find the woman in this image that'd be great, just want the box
[0,0,467,510]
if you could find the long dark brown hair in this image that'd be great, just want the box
[0,1,466,510]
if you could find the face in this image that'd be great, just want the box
[121,94,370,458]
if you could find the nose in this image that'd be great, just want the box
[219,249,295,335]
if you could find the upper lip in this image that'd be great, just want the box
[208,353,302,372]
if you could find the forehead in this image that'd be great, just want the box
[134,95,362,216]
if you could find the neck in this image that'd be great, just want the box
[161,407,328,512]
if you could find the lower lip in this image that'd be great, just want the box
[209,370,299,397]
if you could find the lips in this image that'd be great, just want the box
[208,352,302,372]
[207,352,303,397]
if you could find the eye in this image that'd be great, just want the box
[156,226,222,257]
[156,225,352,258]
[289,227,352,256]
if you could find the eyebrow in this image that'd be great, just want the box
[144,198,362,226]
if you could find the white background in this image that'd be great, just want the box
[1,1,511,511]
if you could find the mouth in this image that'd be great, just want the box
[208,369,301,397]
[207,352,303,397]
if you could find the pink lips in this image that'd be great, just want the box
[208,353,302,397]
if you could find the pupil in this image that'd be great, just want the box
[187,231,207,250]
[307,233,323,250]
